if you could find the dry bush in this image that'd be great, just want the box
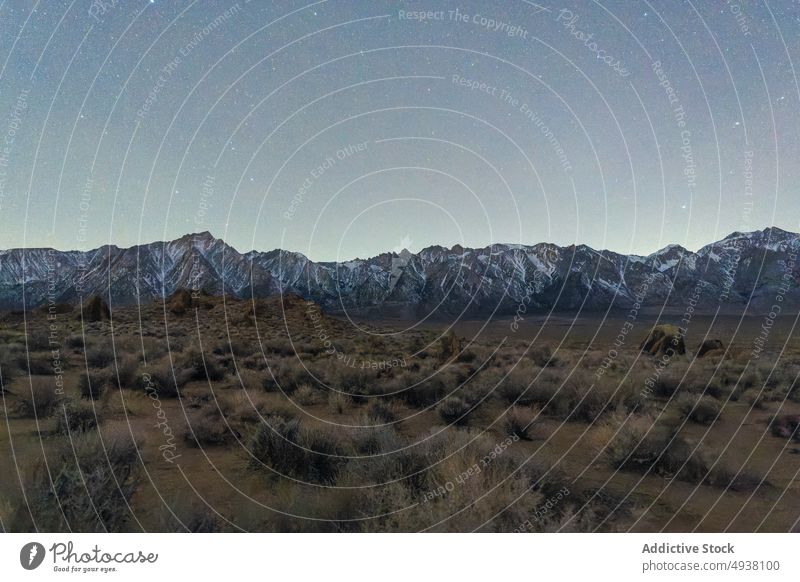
[85,343,116,368]
[658,437,717,484]
[651,365,687,398]
[346,423,404,459]
[436,396,470,425]
[769,414,800,441]
[675,394,722,425]
[496,364,540,406]
[262,359,318,393]
[528,343,558,367]
[331,363,381,396]
[459,367,503,403]
[545,486,636,532]
[527,369,570,412]
[606,421,759,489]
[137,361,190,397]
[293,384,322,406]
[355,430,549,532]
[261,339,296,356]
[328,391,352,414]
[232,368,261,391]
[225,391,270,423]
[26,329,52,351]
[249,416,347,484]
[741,388,769,410]
[185,405,238,447]
[456,349,478,363]
[504,406,539,440]
[705,458,770,492]
[26,352,60,375]
[139,336,170,361]
[16,377,60,417]
[79,369,111,400]
[607,424,696,480]
[563,372,617,422]
[159,497,221,532]
[177,348,226,382]
[14,431,139,532]
[399,375,448,408]
[366,399,397,423]
[241,354,266,370]
[604,413,658,470]
[213,338,256,358]
[55,398,102,434]
[106,355,138,389]
[64,334,85,351]
[0,342,25,386]
[789,379,800,404]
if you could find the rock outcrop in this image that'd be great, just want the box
[640,324,685,357]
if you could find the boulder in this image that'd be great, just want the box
[640,324,685,357]
[697,339,725,358]
[438,329,462,363]
[81,295,110,322]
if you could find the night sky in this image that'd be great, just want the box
[0,0,798,261]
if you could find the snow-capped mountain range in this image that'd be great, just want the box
[1,228,798,316]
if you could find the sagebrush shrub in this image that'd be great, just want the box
[249,416,346,484]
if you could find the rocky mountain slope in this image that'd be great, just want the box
[1,228,798,316]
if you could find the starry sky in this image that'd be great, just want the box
[0,0,798,261]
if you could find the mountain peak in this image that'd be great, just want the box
[0,227,798,314]
[182,231,216,242]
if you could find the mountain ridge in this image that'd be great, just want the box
[1,227,798,316]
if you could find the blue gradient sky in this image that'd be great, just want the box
[0,0,798,261]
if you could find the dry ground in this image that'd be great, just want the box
[1,294,799,532]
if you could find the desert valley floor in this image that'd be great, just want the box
[1,293,799,532]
